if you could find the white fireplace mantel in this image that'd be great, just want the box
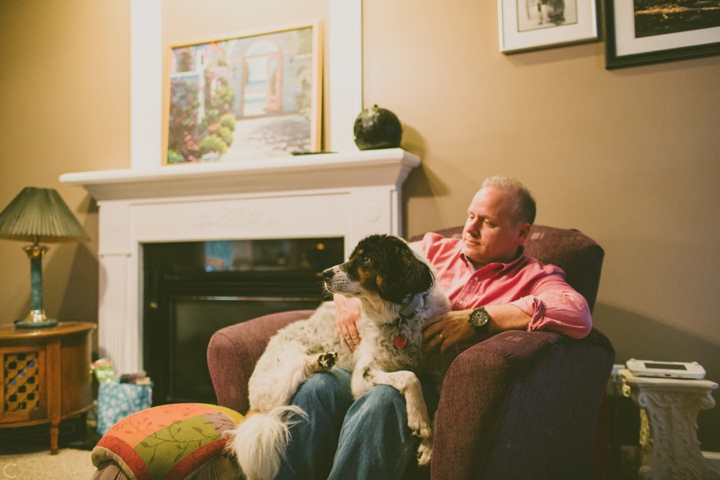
[60,149,420,374]
[60,149,419,202]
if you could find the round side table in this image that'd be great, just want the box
[0,321,96,454]
[619,369,720,480]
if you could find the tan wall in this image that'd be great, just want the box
[0,1,130,340]
[1,0,718,449]
[363,0,720,449]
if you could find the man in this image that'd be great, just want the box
[277,176,591,480]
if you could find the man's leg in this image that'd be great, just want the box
[276,368,354,480]
[328,379,440,480]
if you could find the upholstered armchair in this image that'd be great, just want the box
[207,225,615,479]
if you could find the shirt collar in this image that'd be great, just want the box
[460,246,526,272]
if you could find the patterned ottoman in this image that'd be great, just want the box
[91,403,243,480]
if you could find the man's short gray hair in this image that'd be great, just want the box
[481,175,536,225]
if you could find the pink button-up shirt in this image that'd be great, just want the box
[418,233,592,339]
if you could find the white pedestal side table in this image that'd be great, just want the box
[619,369,719,480]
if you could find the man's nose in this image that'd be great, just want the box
[466,219,480,236]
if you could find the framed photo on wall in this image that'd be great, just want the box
[498,0,599,53]
[604,0,720,69]
[163,21,323,165]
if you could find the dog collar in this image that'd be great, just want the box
[399,293,423,319]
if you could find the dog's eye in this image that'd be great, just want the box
[361,256,371,265]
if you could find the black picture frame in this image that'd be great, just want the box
[604,0,720,69]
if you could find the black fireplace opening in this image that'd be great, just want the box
[142,237,344,406]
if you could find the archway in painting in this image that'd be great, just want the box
[242,40,283,117]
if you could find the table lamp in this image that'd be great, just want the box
[0,187,90,328]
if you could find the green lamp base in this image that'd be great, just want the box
[15,318,58,328]
[14,309,58,328]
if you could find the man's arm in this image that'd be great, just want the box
[334,293,362,351]
[423,276,592,354]
[511,276,592,339]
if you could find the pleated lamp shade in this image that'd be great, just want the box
[0,187,90,243]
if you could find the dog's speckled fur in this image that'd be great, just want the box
[226,235,454,480]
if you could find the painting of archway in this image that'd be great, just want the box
[164,22,322,164]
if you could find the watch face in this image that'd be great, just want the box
[469,308,489,329]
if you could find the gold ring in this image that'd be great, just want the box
[437,333,443,341]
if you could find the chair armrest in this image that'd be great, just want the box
[431,328,614,480]
[207,310,314,413]
[431,330,563,480]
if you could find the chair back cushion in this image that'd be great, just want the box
[409,224,604,312]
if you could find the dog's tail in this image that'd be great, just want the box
[226,405,307,480]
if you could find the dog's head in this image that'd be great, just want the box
[322,234,434,304]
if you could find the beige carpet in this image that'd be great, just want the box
[0,447,96,480]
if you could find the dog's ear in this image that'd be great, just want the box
[376,240,434,303]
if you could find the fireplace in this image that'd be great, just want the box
[143,237,343,404]
[60,149,420,378]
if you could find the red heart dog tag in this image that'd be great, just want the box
[393,336,407,349]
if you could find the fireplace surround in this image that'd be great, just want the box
[60,149,420,376]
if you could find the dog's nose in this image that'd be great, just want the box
[322,268,335,282]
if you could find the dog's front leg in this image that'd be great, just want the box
[351,366,434,465]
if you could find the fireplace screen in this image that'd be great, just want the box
[143,238,344,405]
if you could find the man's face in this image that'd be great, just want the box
[461,187,530,268]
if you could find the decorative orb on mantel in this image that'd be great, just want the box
[353,105,403,150]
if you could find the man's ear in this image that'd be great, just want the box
[516,223,532,246]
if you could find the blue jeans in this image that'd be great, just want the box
[276,368,440,480]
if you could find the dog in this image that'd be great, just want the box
[226,234,454,480]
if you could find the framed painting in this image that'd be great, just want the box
[163,21,323,164]
[604,0,720,69]
[499,0,599,53]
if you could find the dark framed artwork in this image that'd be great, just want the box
[163,22,323,164]
[605,0,720,69]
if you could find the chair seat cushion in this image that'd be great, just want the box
[91,403,243,480]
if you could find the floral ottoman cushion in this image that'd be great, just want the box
[91,403,243,480]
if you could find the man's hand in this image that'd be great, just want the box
[423,304,531,353]
[335,294,362,351]
[422,310,477,354]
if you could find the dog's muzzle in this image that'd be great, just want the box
[322,268,335,282]
[322,266,351,293]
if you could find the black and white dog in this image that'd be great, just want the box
[226,234,454,480]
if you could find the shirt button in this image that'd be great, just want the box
[459,301,464,306]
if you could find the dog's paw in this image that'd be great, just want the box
[316,352,338,371]
[417,437,433,466]
[406,404,432,439]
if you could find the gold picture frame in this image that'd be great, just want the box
[162,21,323,165]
